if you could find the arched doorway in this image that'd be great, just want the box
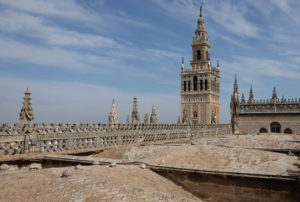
[270,122,281,133]
[284,128,293,134]
[259,128,268,133]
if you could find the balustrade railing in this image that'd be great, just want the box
[0,123,231,156]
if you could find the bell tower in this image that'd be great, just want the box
[180,5,220,124]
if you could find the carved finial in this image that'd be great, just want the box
[144,113,148,124]
[182,108,187,124]
[150,104,158,124]
[233,75,238,93]
[217,60,219,68]
[182,57,184,64]
[19,89,34,127]
[108,99,118,125]
[281,95,285,103]
[248,85,254,104]
[241,93,245,104]
[131,96,140,124]
[272,87,277,101]
[232,76,239,104]
[25,88,31,95]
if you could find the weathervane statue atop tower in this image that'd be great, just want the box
[200,3,202,17]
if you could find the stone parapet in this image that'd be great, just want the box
[239,102,300,114]
[0,123,231,156]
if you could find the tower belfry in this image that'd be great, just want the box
[180,5,220,124]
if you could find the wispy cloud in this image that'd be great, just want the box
[0,0,91,20]
[222,56,300,79]
[205,1,261,39]
[0,0,183,85]
[153,0,261,39]
[0,10,119,48]
[0,38,112,72]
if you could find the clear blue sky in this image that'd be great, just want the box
[0,0,300,124]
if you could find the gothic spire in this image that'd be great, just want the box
[126,115,130,124]
[230,78,240,134]
[248,85,254,104]
[181,56,185,71]
[241,93,245,104]
[19,88,34,127]
[131,96,140,124]
[108,99,118,125]
[281,95,285,103]
[150,104,158,124]
[234,75,238,93]
[272,87,278,101]
[231,76,239,104]
[144,113,148,124]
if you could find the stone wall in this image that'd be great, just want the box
[0,123,231,156]
[238,114,300,134]
[230,78,300,135]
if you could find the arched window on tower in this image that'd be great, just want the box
[193,111,198,119]
[193,76,198,91]
[183,81,186,92]
[205,79,208,91]
[197,50,201,60]
[188,81,191,91]
[200,80,203,91]
[206,51,209,60]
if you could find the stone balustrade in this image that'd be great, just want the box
[0,123,231,156]
[239,102,300,114]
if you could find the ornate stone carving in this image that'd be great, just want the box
[182,108,187,124]
[230,76,239,134]
[126,115,130,124]
[211,111,216,124]
[108,99,119,125]
[19,89,34,127]
[144,113,148,124]
[150,104,158,124]
[131,96,140,124]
